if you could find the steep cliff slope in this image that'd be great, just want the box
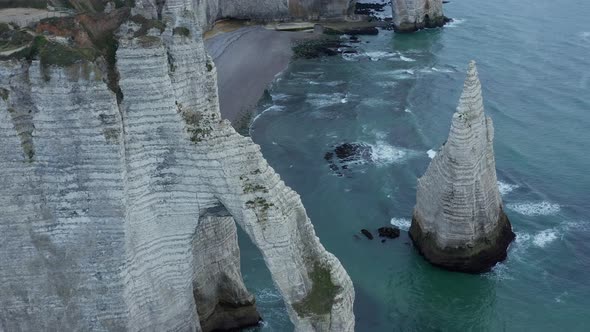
[134,0,356,30]
[391,0,446,32]
[410,61,515,273]
[0,1,355,331]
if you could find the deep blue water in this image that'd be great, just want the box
[239,0,590,330]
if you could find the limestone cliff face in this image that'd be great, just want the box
[410,61,515,273]
[0,3,355,331]
[135,0,356,29]
[391,0,446,32]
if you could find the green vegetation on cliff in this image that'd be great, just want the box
[293,263,340,316]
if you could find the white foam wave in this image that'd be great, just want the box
[446,18,465,28]
[342,53,359,61]
[360,98,389,108]
[308,80,346,87]
[486,262,514,281]
[376,81,398,88]
[379,69,414,80]
[256,288,282,304]
[427,149,437,159]
[364,51,398,62]
[271,93,290,101]
[306,93,346,108]
[369,141,409,165]
[404,108,412,113]
[390,217,411,231]
[507,201,561,216]
[251,105,286,124]
[431,67,454,73]
[580,31,590,40]
[497,181,519,196]
[532,229,559,248]
[400,55,416,62]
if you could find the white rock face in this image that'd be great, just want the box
[0,3,355,332]
[135,0,356,29]
[391,0,445,32]
[410,61,515,273]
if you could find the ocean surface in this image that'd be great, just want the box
[240,0,590,330]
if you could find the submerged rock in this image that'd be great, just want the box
[409,61,515,273]
[391,0,449,32]
[361,229,374,240]
[378,226,401,239]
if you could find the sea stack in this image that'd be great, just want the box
[391,0,447,32]
[410,61,515,273]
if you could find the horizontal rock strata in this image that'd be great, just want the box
[410,61,515,273]
[135,0,357,30]
[0,1,355,331]
[391,0,447,32]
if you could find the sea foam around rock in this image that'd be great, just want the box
[506,201,561,216]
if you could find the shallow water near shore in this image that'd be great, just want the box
[240,0,590,330]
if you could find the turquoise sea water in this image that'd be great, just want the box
[240,0,590,330]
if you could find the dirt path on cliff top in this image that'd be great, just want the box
[0,8,67,26]
[205,26,313,125]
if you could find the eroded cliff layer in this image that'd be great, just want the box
[0,1,355,331]
[134,0,356,29]
[391,0,446,32]
[410,61,515,273]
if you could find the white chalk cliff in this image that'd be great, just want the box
[391,0,446,32]
[410,61,515,273]
[0,1,355,331]
[134,0,357,29]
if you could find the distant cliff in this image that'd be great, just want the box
[391,0,447,32]
[0,1,355,330]
[133,0,356,30]
[410,61,515,273]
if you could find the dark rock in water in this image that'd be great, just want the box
[324,142,372,176]
[335,143,370,161]
[292,39,345,59]
[344,27,379,36]
[378,227,400,239]
[361,229,374,240]
[381,239,386,243]
[349,36,359,41]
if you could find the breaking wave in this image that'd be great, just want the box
[251,105,286,123]
[390,217,411,231]
[446,18,465,28]
[506,201,561,216]
[427,149,437,159]
[399,55,416,62]
[306,93,347,108]
[368,141,411,166]
[497,181,519,196]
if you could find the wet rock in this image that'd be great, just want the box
[361,229,374,240]
[343,27,379,35]
[324,142,372,176]
[335,143,371,161]
[378,226,400,239]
